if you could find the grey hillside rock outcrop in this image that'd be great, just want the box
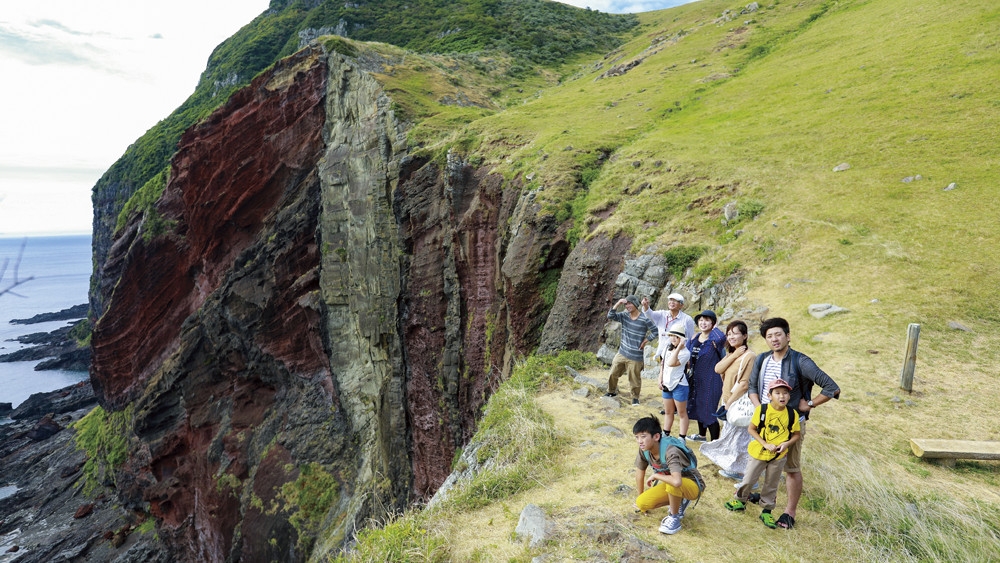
[580,252,755,367]
[538,234,633,355]
[808,303,850,318]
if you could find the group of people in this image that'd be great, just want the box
[604,294,841,535]
[602,292,734,442]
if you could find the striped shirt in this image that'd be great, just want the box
[760,354,783,404]
[608,307,656,361]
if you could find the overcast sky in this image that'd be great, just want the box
[0,0,693,237]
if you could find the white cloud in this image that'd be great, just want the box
[0,0,269,236]
[0,0,696,236]
[556,0,695,13]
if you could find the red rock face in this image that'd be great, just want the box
[91,50,329,408]
[92,49,345,561]
[397,161,514,498]
[452,170,508,439]
[397,160,460,497]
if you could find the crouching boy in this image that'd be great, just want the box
[725,379,800,528]
[633,414,705,535]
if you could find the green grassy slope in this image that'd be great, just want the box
[337,0,1000,559]
[465,0,999,329]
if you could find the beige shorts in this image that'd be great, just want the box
[784,418,806,473]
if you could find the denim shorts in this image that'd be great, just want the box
[662,384,689,403]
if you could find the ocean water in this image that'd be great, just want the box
[0,235,92,408]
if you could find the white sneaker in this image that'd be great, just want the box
[658,514,682,535]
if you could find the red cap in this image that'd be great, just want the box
[767,378,792,392]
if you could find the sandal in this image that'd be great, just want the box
[776,513,796,529]
[759,512,777,529]
[724,499,746,511]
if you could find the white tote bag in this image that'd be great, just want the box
[727,352,755,427]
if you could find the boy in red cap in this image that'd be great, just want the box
[724,378,800,528]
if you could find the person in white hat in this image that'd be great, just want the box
[641,293,695,367]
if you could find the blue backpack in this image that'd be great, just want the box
[642,436,705,502]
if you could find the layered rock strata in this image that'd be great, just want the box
[88,42,609,562]
[9,31,774,563]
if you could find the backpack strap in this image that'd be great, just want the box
[642,447,656,470]
[658,438,670,473]
[660,437,696,474]
[757,403,798,439]
[756,402,769,434]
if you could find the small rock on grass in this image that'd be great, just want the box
[948,321,971,332]
[580,522,619,543]
[808,303,849,319]
[811,332,831,343]
[574,387,590,397]
[623,536,669,560]
[596,425,623,437]
[832,163,851,172]
[515,504,554,548]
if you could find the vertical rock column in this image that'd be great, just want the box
[313,52,411,555]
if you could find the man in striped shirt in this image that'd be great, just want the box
[747,317,840,530]
[605,295,656,406]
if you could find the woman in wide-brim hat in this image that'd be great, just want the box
[685,309,726,442]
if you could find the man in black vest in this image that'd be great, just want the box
[747,317,840,530]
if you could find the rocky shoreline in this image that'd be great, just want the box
[0,382,165,562]
[0,304,91,371]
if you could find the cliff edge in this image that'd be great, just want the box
[87,41,625,562]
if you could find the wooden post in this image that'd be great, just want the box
[900,323,920,393]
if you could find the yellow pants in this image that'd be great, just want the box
[635,477,701,512]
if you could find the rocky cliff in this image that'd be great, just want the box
[88,43,628,561]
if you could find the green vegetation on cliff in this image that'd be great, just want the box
[280,462,340,552]
[72,405,133,495]
[95,0,637,236]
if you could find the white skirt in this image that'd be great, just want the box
[699,420,752,475]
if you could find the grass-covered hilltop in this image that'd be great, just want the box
[90,0,638,312]
[321,0,1000,560]
[91,0,1000,561]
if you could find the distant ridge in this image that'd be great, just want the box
[89,0,638,316]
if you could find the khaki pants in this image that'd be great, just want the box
[607,353,644,399]
[736,456,787,511]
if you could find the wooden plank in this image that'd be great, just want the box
[910,439,1000,460]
